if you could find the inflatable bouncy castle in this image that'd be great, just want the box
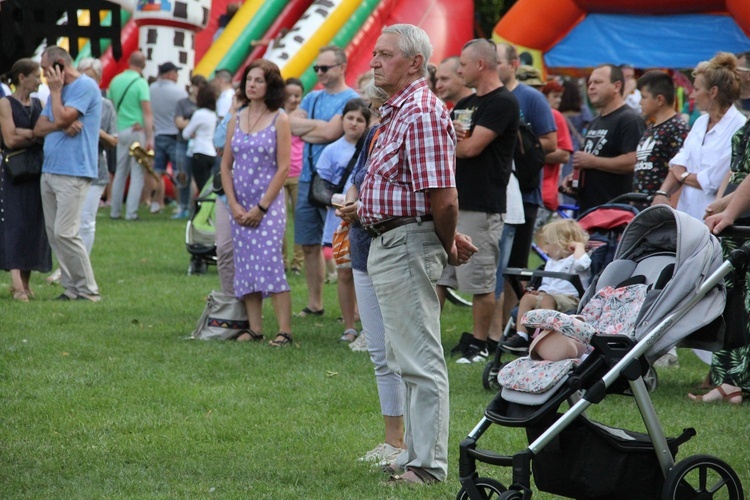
[494,0,750,71]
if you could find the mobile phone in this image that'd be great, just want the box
[53,62,64,73]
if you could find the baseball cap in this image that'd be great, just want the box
[516,65,543,86]
[158,62,181,74]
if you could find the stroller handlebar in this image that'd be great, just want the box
[607,192,653,205]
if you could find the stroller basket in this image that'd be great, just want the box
[527,415,694,500]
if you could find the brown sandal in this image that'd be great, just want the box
[387,467,439,485]
[235,329,263,342]
[688,385,743,404]
[269,332,293,347]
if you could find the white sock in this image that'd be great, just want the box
[516,332,529,341]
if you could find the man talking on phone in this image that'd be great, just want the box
[34,45,102,301]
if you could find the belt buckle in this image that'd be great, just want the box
[366,224,381,237]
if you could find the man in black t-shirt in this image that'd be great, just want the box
[437,39,519,364]
[563,64,645,212]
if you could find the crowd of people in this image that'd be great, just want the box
[2,24,750,485]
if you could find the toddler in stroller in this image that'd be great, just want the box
[501,219,592,353]
[481,201,639,390]
[457,205,745,499]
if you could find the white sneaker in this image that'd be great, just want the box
[653,348,679,368]
[358,443,403,464]
[349,333,368,352]
[150,202,162,214]
[46,268,62,285]
[456,345,489,364]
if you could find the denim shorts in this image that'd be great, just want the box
[153,135,177,173]
[294,181,327,245]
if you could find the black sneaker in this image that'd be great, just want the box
[450,332,475,357]
[501,334,530,353]
[456,344,489,364]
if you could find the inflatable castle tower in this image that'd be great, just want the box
[134,0,211,86]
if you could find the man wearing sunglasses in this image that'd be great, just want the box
[289,46,359,318]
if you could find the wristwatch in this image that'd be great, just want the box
[679,171,690,183]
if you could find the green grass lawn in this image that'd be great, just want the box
[1,207,748,498]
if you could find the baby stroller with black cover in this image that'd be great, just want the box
[481,195,643,391]
[457,205,746,499]
[186,175,218,275]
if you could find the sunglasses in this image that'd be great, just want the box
[313,63,342,73]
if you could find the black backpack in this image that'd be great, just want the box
[514,119,546,191]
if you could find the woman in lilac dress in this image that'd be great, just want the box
[220,59,292,346]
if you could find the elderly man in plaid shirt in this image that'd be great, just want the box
[355,24,477,485]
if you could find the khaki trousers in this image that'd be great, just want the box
[368,221,449,480]
[41,173,99,298]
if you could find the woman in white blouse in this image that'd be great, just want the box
[182,85,217,192]
[653,52,746,219]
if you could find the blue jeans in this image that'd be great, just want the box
[495,223,517,298]
[175,141,192,211]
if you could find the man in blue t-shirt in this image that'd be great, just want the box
[289,46,359,317]
[34,46,102,302]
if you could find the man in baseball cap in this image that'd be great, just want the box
[147,61,187,213]
[158,62,181,75]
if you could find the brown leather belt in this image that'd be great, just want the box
[364,215,433,237]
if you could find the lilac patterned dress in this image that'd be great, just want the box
[230,112,289,298]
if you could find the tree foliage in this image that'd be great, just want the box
[474,0,516,38]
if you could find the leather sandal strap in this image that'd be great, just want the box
[405,467,438,484]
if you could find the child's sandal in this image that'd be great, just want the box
[269,332,293,347]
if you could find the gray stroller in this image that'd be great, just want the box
[457,205,746,499]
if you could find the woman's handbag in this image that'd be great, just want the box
[308,171,339,208]
[191,290,249,340]
[3,147,43,182]
[307,136,365,208]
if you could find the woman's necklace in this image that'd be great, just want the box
[246,107,268,133]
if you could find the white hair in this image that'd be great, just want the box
[362,81,389,108]
[77,57,103,82]
[382,24,432,76]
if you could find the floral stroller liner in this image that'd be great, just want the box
[499,283,648,397]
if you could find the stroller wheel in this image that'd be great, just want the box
[643,367,658,392]
[482,361,503,391]
[456,477,506,499]
[188,257,207,276]
[662,454,743,500]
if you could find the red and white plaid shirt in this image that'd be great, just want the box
[358,78,456,226]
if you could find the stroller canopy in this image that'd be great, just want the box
[606,205,725,360]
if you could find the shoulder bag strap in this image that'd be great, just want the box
[565,115,585,146]
[115,75,142,113]
[306,93,322,174]
[335,134,366,193]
